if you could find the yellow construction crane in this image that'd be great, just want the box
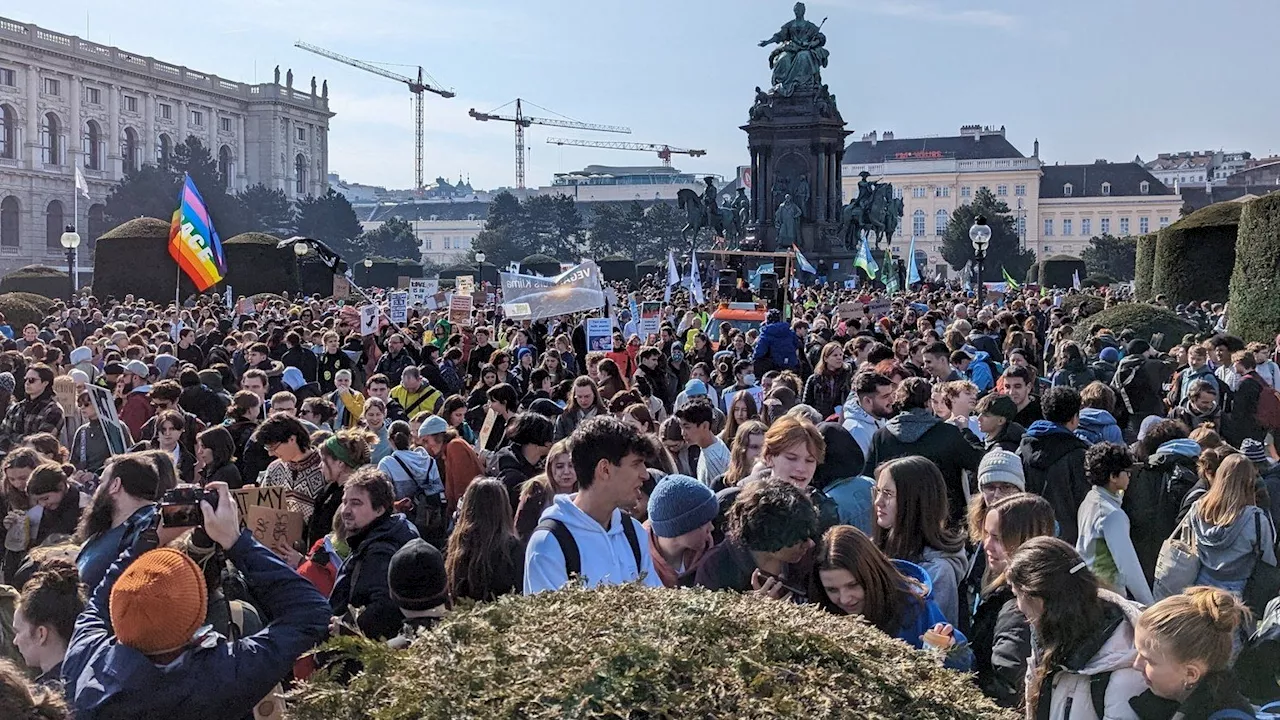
[295,40,454,192]
[469,99,629,189]
[545,137,707,167]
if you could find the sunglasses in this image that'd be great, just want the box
[23,377,40,384]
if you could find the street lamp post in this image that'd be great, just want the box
[475,251,486,292]
[362,258,374,286]
[970,215,992,308]
[59,225,81,303]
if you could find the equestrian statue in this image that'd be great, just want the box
[840,171,903,250]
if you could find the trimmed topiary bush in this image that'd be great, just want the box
[1151,202,1241,305]
[600,254,637,283]
[1038,255,1086,289]
[1134,233,1157,300]
[1025,263,1039,285]
[4,291,56,313]
[1082,274,1116,288]
[1228,194,1280,343]
[93,217,198,302]
[1073,303,1195,352]
[0,266,68,299]
[1061,293,1107,319]
[223,232,300,298]
[297,254,339,297]
[289,584,1012,720]
[0,293,47,328]
[521,253,562,278]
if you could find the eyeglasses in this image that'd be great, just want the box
[23,377,40,384]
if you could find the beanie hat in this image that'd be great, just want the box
[1099,347,1120,364]
[647,474,719,539]
[110,548,208,655]
[69,368,90,386]
[1241,438,1272,465]
[1137,414,1162,441]
[388,539,448,611]
[1126,339,1151,357]
[418,415,449,437]
[0,372,14,394]
[282,366,305,391]
[69,346,93,365]
[977,449,1026,491]
[684,379,708,398]
[123,359,149,378]
[154,353,178,378]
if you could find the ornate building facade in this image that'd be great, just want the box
[0,16,333,274]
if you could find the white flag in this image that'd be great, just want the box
[75,167,90,199]
[690,250,704,305]
[664,250,679,304]
[1072,269,1082,290]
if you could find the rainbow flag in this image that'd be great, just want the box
[168,173,225,291]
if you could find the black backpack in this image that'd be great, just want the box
[1238,596,1280,705]
[536,515,642,578]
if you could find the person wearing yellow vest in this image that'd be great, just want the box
[391,366,443,419]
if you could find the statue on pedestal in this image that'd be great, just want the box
[729,187,751,229]
[840,171,903,250]
[286,69,293,88]
[795,174,811,217]
[775,194,802,247]
[273,65,280,84]
[758,2,829,97]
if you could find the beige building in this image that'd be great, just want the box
[1038,162,1182,256]
[359,216,483,267]
[842,125,1041,277]
[0,15,332,275]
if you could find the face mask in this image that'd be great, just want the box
[743,373,756,386]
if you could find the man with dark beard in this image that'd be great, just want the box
[74,454,160,591]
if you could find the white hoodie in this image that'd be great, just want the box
[524,494,662,594]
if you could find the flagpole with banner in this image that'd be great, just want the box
[168,173,226,298]
[74,165,90,292]
[906,235,920,286]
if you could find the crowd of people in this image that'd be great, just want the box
[0,279,1277,719]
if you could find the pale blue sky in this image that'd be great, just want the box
[7,0,1277,191]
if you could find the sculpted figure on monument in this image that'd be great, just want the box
[775,194,802,246]
[759,2,829,97]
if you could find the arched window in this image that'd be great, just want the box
[1063,183,1073,197]
[1139,180,1150,195]
[912,209,925,237]
[0,196,18,247]
[41,112,61,165]
[934,209,948,236]
[87,204,106,252]
[218,144,233,185]
[0,104,15,160]
[295,153,307,195]
[122,127,139,172]
[46,199,64,249]
[157,133,172,164]
[83,120,102,170]
[1101,182,1111,196]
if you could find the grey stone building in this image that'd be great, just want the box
[0,16,334,275]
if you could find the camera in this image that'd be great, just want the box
[160,484,220,528]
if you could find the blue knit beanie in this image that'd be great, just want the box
[647,474,719,539]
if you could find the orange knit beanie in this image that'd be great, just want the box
[110,548,208,655]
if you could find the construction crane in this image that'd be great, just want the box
[545,137,707,167]
[294,40,454,192]
[469,99,630,189]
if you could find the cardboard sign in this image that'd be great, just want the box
[388,291,409,324]
[477,408,499,452]
[835,302,865,320]
[409,279,429,306]
[247,505,304,554]
[449,293,473,325]
[867,299,892,318]
[586,317,613,352]
[359,304,379,336]
[237,297,255,316]
[457,275,475,295]
[230,486,286,518]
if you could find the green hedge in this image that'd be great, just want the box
[1151,202,1241,304]
[289,584,1010,720]
[521,253,562,278]
[1061,293,1107,319]
[297,254,338,297]
[92,217,202,302]
[0,293,47,328]
[1073,303,1195,352]
[600,255,637,282]
[1134,233,1157,300]
[1228,194,1280,342]
[1083,274,1116,288]
[1025,263,1040,285]
[0,266,68,299]
[1039,254,1086,289]
[223,233,300,297]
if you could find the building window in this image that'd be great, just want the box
[190,110,203,128]
[1015,184,1026,196]
[1100,217,1111,234]
[997,185,1008,196]
[934,186,950,198]
[1139,217,1149,234]
[1043,245,1053,254]
[45,199,64,249]
[912,186,925,199]
[218,145,233,183]
[1139,180,1150,195]
[122,127,139,172]
[1101,182,1111,196]
[220,117,233,133]
[0,196,17,247]
[960,186,971,198]
[83,120,102,170]
[159,103,172,120]
[1063,183,1073,197]
[423,237,432,250]
[1119,217,1130,235]
[1063,219,1073,236]
[0,104,15,160]
[157,133,172,163]
[1081,218,1092,236]
[1043,218,1053,237]
[0,68,14,87]
[935,209,948,236]
[42,77,60,96]
[85,86,101,105]
[295,154,307,195]
[296,126,306,142]
[123,95,137,113]
[1016,216,1026,238]
[912,209,925,237]
[1159,216,1170,229]
[40,112,60,165]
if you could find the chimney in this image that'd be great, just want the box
[1033,139,1040,157]
[862,130,878,144]
[883,131,894,140]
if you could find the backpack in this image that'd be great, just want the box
[1255,381,1280,430]
[1237,596,1280,706]
[1110,358,1143,417]
[1208,704,1280,720]
[536,515,642,579]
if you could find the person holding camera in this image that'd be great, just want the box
[61,480,331,720]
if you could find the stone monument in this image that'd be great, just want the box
[743,2,850,253]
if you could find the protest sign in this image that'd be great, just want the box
[499,261,607,320]
[586,317,613,352]
[639,301,662,338]
[843,279,857,290]
[359,304,379,335]
[409,279,429,306]
[457,275,475,295]
[230,486,286,519]
[867,299,892,318]
[449,293,473,325]
[835,302,865,321]
[247,505,304,554]
[388,291,409,324]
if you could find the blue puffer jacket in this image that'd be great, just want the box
[62,529,331,720]
[965,350,996,394]
[1075,408,1125,446]
[891,560,974,671]
[752,321,799,370]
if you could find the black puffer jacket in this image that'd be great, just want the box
[329,512,420,640]
[1017,421,1090,544]
[1123,439,1201,584]
[970,583,1031,709]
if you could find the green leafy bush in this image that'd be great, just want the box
[289,584,1012,720]
[521,253,562,278]
[1133,233,1157,299]
[1151,202,1240,304]
[0,266,68,299]
[93,217,196,302]
[0,293,46,328]
[600,255,637,283]
[1073,303,1195,351]
[1038,255,1086,289]
[1025,263,1039,285]
[1082,274,1116,288]
[1228,193,1280,342]
[224,232,300,298]
[1061,294,1107,319]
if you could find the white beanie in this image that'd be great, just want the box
[69,346,93,365]
[977,449,1025,491]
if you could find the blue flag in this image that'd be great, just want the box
[906,235,920,286]
[793,245,817,274]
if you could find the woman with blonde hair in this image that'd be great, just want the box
[714,419,766,491]
[1185,453,1277,595]
[1131,587,1255,717]
[513,440,575,542]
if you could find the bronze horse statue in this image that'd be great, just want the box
[677,188,741,248]
[840,184,902,250]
